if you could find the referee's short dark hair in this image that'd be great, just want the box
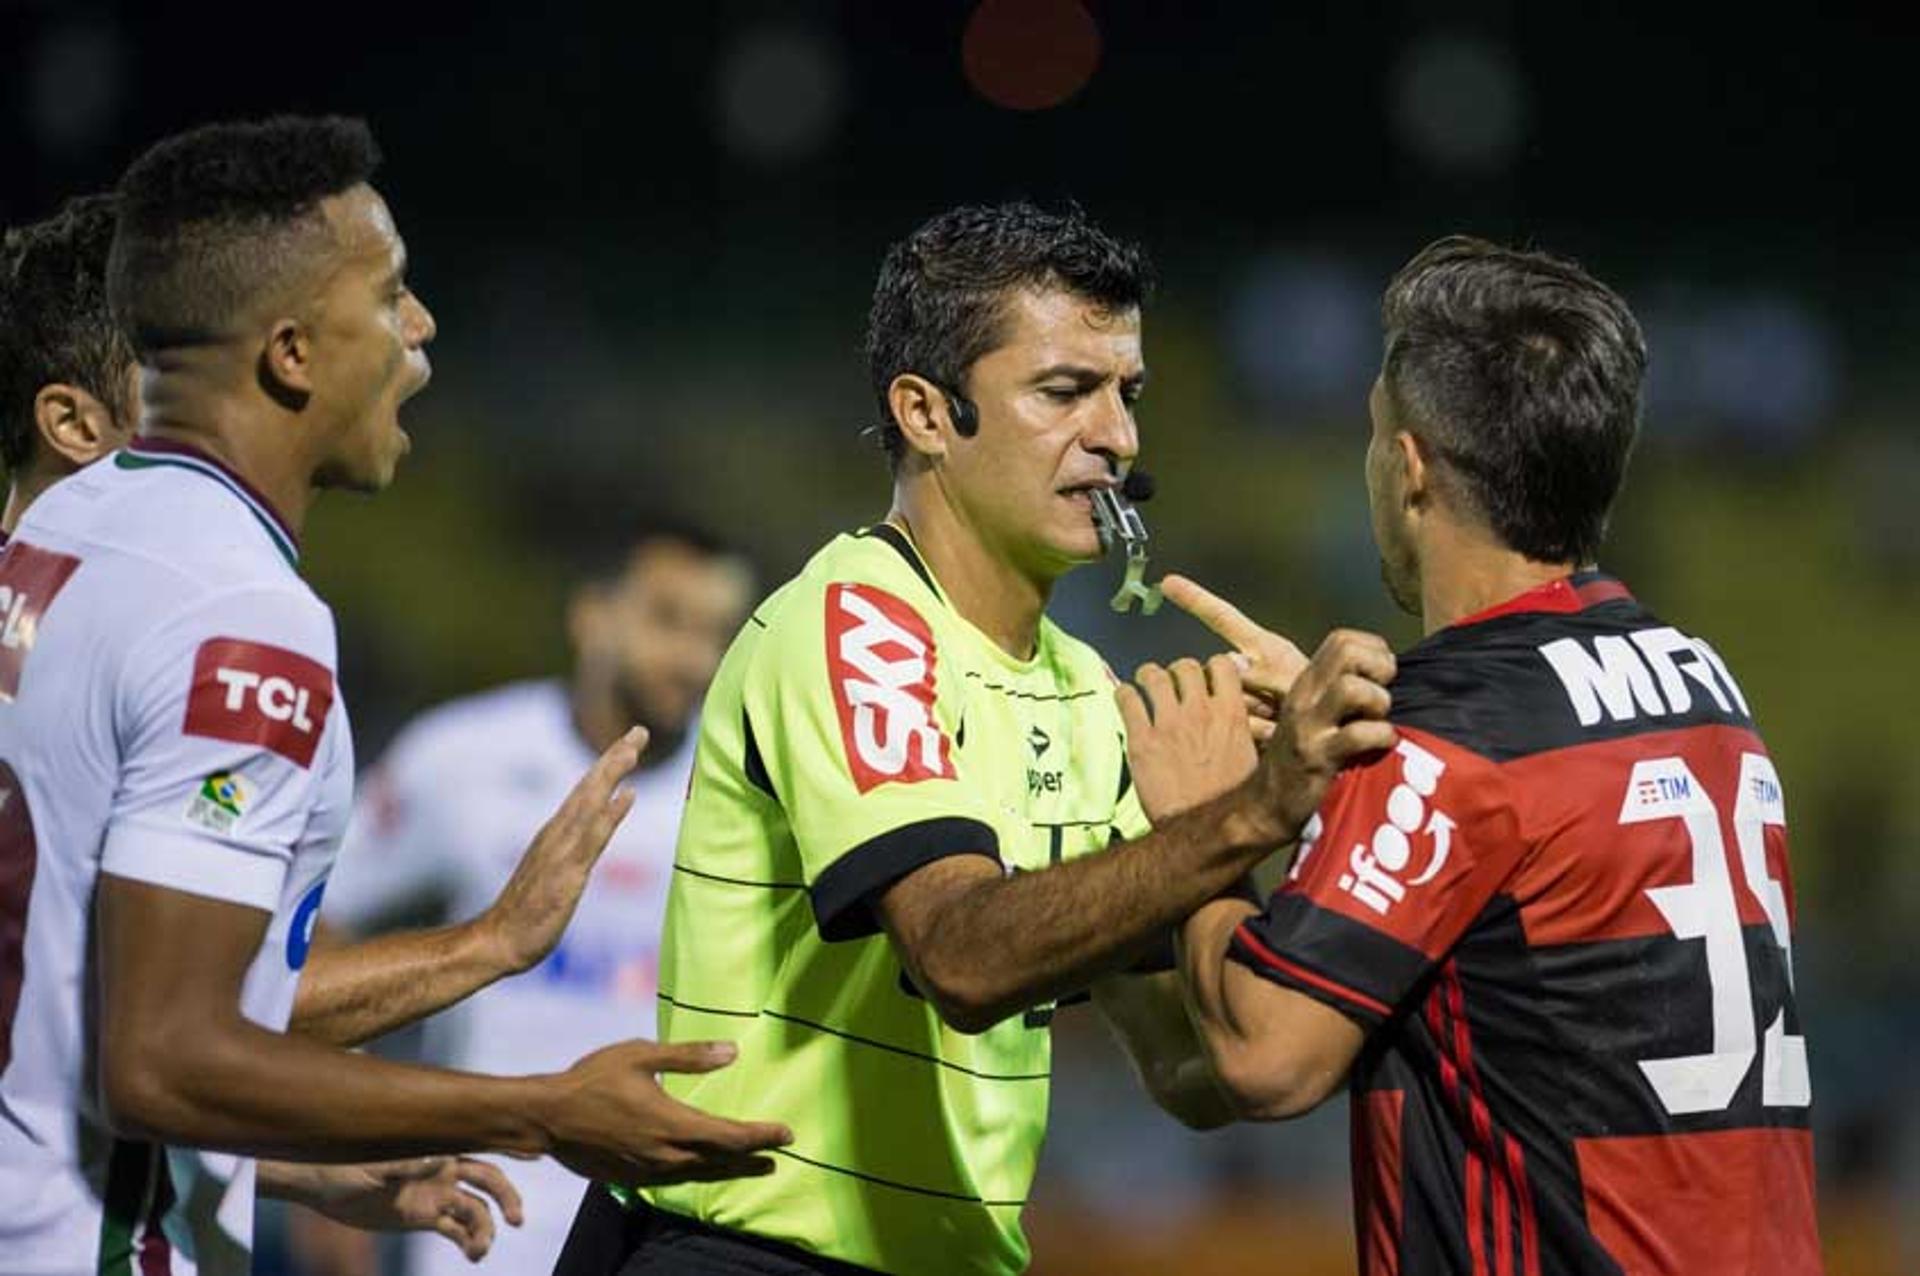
[108,115,381,358]
[0,193,131,474]
[865,202,1152,468]
[1381,236,1647,565]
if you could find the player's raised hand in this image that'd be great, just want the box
[1249,629,1397,839]
[480,725,648,975]
[1119,655,1260,823]
[542,1040,793,1186]
[1161,574,1309,744]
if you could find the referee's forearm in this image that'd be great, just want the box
[916,786,1280,1029]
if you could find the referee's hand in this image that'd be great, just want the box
[542,1040,793,1187]
[1159,574,1307,746]
[1118,655,1259,824]
[1250,629,1397,840]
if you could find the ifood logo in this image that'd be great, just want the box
[825,583,953,793]
[185,637,334,768]
[1337,738,1456,916]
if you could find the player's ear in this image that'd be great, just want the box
[32,382,122,469]
[258,316,315,406]
[887,374,951,462]
[1395,431,1431,512]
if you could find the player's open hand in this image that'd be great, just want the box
[301,1156,524,1262]
[1160,574,1309,746]
[1249,629,1397,840]
[1119,655,1259,823]
[481,725,648,975]
[543,1040,793,1187]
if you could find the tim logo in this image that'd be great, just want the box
[825,583,953,793]
[0,541,82,702]
[1337,739,1456,916]
[184,637,334,769]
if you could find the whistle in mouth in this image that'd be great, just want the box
[1090,485,1163,615]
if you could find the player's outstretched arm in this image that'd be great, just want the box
[95,874,791,1181]
[1175,897,1365,1121]
[291,727,648,1047]
[260,1156,523,1264]
[874,631,1396,1034]
[1091,971,1236,1130]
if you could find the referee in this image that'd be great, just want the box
[556,203,1395,1275]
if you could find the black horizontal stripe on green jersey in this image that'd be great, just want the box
[659,991,760,1020]
[672,862,805,890]
[960,670,1099,702]
[772,1147,1026,1207]
[659,993,1049,1081]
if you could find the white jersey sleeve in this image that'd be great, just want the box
[101,584,341,913]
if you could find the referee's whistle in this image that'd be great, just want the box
[1091,475,1163,616]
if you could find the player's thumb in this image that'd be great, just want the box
[634,1039,740,1075]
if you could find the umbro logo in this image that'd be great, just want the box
[1028,725,1051,758]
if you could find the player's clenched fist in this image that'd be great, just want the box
[1248,628,1397,838]
[1118,655,1259,823]
[539,1040,793,1187]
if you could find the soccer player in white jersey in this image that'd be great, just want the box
[319,519,753,1275]
[0,117,787,1276]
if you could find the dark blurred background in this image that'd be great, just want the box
[5,2,1914,1271]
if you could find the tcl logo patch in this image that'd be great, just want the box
[825,583,953,793]
[0,540,82,702]
[183,637,334,768]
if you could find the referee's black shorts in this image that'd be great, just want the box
[553,1184,881,1276]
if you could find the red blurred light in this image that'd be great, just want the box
[962,0,1102,112]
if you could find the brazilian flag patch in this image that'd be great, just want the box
[186,770,249,833]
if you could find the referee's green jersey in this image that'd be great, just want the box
[641,524,1148,1275]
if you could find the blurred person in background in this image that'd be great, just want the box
[1170,236,1821,1274]
[556,201,1396,1276]
[313,518,756,1275]
[0,118,786,1276]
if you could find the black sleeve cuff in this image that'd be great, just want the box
[810,817,1001,942]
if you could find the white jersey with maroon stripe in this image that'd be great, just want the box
[0,441,353,1276]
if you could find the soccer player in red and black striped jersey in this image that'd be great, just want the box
[1163,236,1821,1275]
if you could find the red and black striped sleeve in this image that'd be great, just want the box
[1228,727,1524,1029]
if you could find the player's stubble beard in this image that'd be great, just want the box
[1379,552,1423,618]
[611,673,688,768]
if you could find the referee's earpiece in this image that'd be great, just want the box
[942,386,979,437]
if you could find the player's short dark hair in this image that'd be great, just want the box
[1381,236,1647,565]
[0,193,133,474]
[865,201,1152,467]
[107,115,381,356]
[576,512,747,592]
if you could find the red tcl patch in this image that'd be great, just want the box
[0,540,83,702]
[825,583,953,793]
[183,637,334,768]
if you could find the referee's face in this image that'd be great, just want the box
[949,287,1144,576]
